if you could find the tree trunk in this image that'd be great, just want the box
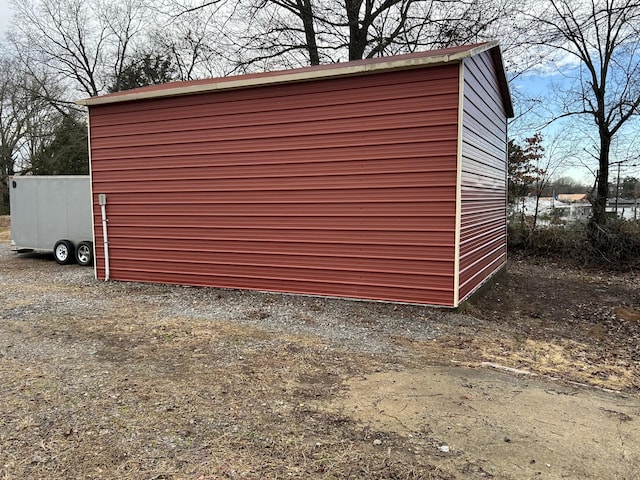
[532,193,540,230]
[0,150,14,215]
[0,178,6,215]
[297,0,320,65]
[345,0,367,60]
[591,133,611,226]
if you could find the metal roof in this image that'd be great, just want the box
[77,41,513,117]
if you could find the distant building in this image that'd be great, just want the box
[511,194,640,224]
[607,198,640,221]
[510,195,591,225]
[557,193,588,203]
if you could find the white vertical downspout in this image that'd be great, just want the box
[453,61,466,307]
[99,194,110,281]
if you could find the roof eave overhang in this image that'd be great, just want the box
[76,42,503,107]
[489,46,515,118]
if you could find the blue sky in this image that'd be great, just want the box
[512,65,640,184]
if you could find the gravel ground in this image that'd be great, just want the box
[2,227,638,391]
[0,241,460,355]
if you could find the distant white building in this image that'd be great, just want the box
[510,194,591,225]
[607,198,640,221]
[511,194,639,225]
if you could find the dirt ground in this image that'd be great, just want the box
[1,216,639,479]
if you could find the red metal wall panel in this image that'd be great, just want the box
[89,66,461,306]
[458,51,508,301]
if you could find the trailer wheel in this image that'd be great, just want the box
[76,241,94,266]
[53,240,75,265]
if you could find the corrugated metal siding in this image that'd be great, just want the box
[89,66,461,306]
[458,51,508,302]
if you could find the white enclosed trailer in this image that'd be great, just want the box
[9,175,94,266]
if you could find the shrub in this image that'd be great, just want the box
[587,218,640,270]
[508,217,640,271]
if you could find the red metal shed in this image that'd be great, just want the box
[78,41,513,307]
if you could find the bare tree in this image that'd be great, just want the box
[528,133,569,229]
[0,58,59,212]
[251,0,320,65]
[101,0,152,89]
[0,60,23,213]
[154,3,233,79]
[221,0,515,70]
[528,0,640,226]
[10,0,150,97]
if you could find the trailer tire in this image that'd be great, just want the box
[53,240,75,265]
[76,241,94,266]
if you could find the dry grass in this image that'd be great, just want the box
[399,332,638,391]
[1,311,448,479]
[0,215,9,241]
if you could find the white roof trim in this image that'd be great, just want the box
[77,42,499,107]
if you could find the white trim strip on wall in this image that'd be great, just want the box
[453,60,466,307]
